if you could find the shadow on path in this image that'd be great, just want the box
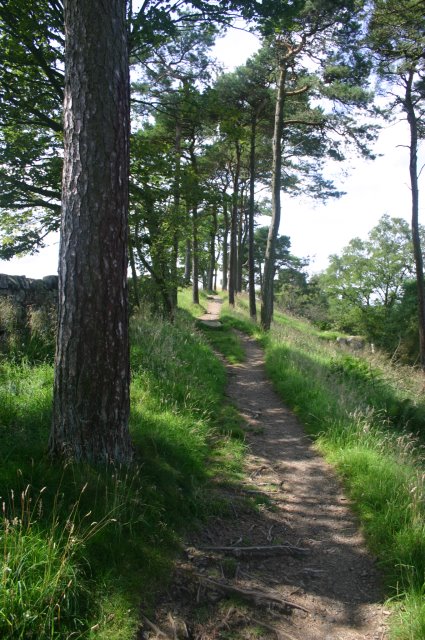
[145,298,388,640]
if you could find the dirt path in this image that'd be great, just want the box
[142,298,388,640]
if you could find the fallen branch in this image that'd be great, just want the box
[140,614,174,639]
[194,574,310,614]
[249,616,298,640]
[198,543,309,558]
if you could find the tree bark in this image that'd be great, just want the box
[248,116,257,319]
[128,237,140,308]
[208,206,217,291]
[261,65,286,331]
[222,197,229,291]
[405,70,425,370]
[50,0,132,463]
[184,236,192,285]
[170,119,182,310]
[192,205,200,305]
[188,138,200,304]
[237,187,245,293]
[229,142,241,306]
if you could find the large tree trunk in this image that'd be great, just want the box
[229,142,241,306]
[261,65,286,331]
[406,71,425,370]
[248,116,257,319]
[50,0,132,463]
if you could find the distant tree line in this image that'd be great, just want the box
[0,0,424,461]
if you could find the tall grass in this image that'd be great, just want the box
[0,303,244,639]
[226,294,425,640]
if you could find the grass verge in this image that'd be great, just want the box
[0,306,245,639]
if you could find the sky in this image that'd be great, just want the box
[0,23,423,279]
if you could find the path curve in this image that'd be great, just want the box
[146,297,388,640]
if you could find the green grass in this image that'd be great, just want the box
[0,304,245,639]
[177,287,208,316]
[225,294,425,640]
[196,320,245,364]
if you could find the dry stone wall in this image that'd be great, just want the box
[0,273,58,337]
[0,273,58,307]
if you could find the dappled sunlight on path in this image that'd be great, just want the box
[146,298,388,640]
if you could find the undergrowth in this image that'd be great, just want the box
[225,294,425,640]
[0,303,244,639]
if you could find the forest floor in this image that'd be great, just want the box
[140,297,389,640]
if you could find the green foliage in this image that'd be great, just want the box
[317,214,421,359]
[0,0,63,257]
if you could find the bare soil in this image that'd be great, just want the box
[139,298,389,640]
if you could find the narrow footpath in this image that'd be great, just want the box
[142,297,388,640]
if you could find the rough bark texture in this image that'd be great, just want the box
[50,0,133,463]
[261,66,286,331]
[406,71,425,370]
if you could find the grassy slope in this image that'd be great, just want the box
[0,302,245,639]
[223,295,425,640]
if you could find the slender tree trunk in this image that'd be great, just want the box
[406,71,425,370]
[222,198,229,291]
[184,236,192,285]
[248,116,257,319]
[188,138,200,304]
[229,143,241,306]
[192,205,199,305]
[128,237,140,308]
[134,242,174,320]
[170,119,182,309]
[261,65,286,331]
[208,206,217,291]
[50,0,132,463]
[259,262,263,296]
[237,189,245,293]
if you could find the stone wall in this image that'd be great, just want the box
[0,273,58,307]
[0,273,58,336]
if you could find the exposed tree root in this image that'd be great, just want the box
[249,616,299,640]
[198,543,309,558]
[192,572,310,614]
[140,613,175,639]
